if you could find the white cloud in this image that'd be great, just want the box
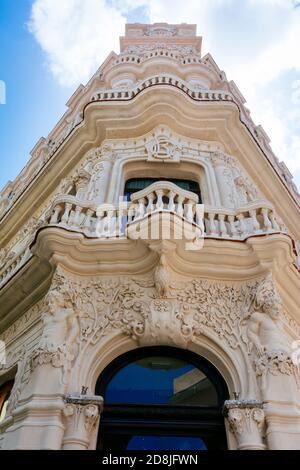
[28,0,126,87]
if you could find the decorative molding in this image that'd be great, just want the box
[146,135,182,162]
[62,394,103,450]
[223,399,265,450]
[29,289,80,383]
[245,274,300,388]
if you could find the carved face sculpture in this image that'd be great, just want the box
[46,291,65,314]
[259,296,282,321]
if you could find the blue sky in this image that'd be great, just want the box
[1,0,300,192]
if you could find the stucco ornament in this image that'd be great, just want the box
[234,174,258,204]
[0,248,15,268]
[153,253,170,298]
[6,347,31,416]
[246,274,299,382]
[224,400,266,450]
[30,289,79,381]
[62,394,103,450]
[72,169,91,199]
[49,270,260,353]
[146,135,182,162]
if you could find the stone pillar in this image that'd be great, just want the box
[211,152,235,209]
[62,394,103,450]
[223,399,266,450]
[90,159,113,204]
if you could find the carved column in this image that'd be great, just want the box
[211,152,235,208]
[223,400,266,450]
[62,394,103,450]
[91,159,113,204]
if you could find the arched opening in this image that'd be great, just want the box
[95,346,229,450]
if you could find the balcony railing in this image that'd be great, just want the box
[45,186,287,240]
[0,182,289,289]
[128,181,202,225]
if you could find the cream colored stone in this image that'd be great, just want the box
[0,22,300,451]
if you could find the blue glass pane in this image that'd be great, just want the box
[105,356,218,405]
[127,436,207,450]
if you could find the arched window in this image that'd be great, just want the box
[124,178,202,202]
[0,380,14,423]
[96,347,228,451]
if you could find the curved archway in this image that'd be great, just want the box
[95,346,229,451]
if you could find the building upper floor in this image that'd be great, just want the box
[0,23,299,302]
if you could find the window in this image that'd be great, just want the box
[124,178,201,202]
[0,380,13,423]
[96,347,228,451]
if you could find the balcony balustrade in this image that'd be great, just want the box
[0,182,289,288]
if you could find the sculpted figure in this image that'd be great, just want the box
[247,274,291,356]
[38,290,79,351]
[234,175,258,204]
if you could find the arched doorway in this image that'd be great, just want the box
[96,346,229,450]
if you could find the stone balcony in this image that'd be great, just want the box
[0,181,289,290]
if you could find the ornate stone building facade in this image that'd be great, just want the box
[0,23,300,450]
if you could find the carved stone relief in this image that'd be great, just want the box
[211,151,260,208]
[146,135,182,162]
[245,274,300,391]
[224,399,266,450]
[48,269,256,356]
[30,289,80,384]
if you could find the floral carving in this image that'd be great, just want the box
[174,278,258,350]
[254,351,298,378]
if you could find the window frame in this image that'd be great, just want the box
[95,346,229,451]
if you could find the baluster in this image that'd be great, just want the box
[137,198,146,219]
[115,207,124,237]
[102,211,109,237]
[195,205,204,226]
[168,191,176,212]
[73,205,83,227]
[50,205,62,224]
[176,195,184,217]
[218,214,228,237]
[127,204,135,223]
[60,203,72,225]
[195,206,204,233]
[95,208,104,237]
[184,199,194,222]
[269,212,280,230]
[83,208,94,231]
[237,213,246,237]
[249,209,260,233]
[228,215,238,237]
[208,212,218,236]
[261,208,272,232]
[155,190,164,211]
[146,193,155,213]
[106,209,116,236]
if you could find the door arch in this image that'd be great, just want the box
[95,346,229,450]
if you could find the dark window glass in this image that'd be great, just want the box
[96,347,229,451]
[127,435,207,450]
[105,356,218,406]
[124,178,201,202]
